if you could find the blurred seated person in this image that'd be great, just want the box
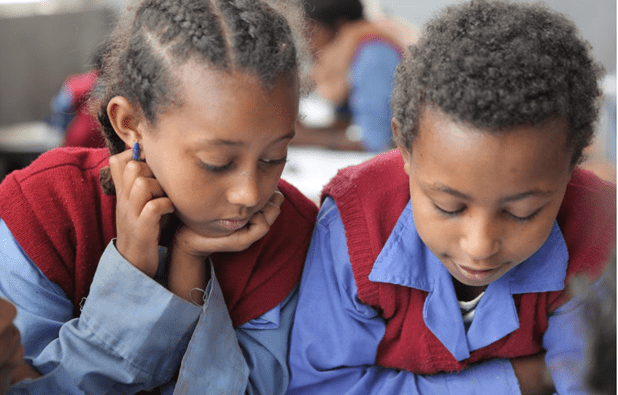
[569,254,616,395]
[48,41,109,149]
[293,0,417,152]
[0,297,20,394]
[0,297,38,394]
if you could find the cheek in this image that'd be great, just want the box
[505,195,565,259]
[507,217,556,261]
[258,168,284,201]
[410,192,450,252]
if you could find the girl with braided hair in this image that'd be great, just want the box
[0,0,317,393]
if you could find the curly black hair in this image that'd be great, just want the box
[391,0,604,166]
[94,0,308,194]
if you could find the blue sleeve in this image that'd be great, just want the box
[543,286,599,394]
[238,289,298,395]
[2,218,294,395]
[348,43,399,153]
[0,219,201,394]
[170,262,297,395]
[286,198,522,395]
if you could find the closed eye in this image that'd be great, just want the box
[434,204,465,217]
[261,156,287,166]
[507,208,541,222]
[200,161,233,173]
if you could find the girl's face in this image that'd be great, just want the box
[140,66,299,238]
[399,108,573,295]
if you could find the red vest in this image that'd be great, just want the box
[322,149,616,374]
[0,148,318,327]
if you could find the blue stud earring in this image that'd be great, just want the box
[132,142,140,161]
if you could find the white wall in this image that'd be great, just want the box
[366,0,616,73]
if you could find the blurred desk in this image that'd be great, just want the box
[282,147,376,204]
[0,122,62,181]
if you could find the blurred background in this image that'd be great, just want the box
[0,0,615,200]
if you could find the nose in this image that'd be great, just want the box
[459,215,500,261]
[227,169,261,209]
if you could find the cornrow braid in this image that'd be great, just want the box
[95,0,308,195]
[217,0,297,87]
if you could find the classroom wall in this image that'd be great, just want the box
[373,0,616,75]
[0,8,115,127]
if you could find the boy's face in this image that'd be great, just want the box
[399,108,573,292]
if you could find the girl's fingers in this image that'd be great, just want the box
[108,149,133,197]
[127,176,168,220]
[121,161,154,202]
[0,300,19,365]
[109,149,155,199]
[214,189,284,249]
[0,325,20,367]
[174,189,285,256]
[110,149,170,228]
[260,190,284,226]
[0,300,16,331]
[110,149,173,276]
[138,197,175,230]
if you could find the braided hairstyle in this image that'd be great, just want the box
[95,0,308,194]
[391,0,604,166]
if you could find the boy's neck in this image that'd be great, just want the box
[451,277,486,301]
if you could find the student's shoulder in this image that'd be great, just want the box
[559,167,616,226]
[277,178,318,226]
[321,149,408,203]
[567,167,616,197]
[556,168,616,282]
[0,147,110,211]
[326,149,404,185]
[8,147,109,184]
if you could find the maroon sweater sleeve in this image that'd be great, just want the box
[0,148,115,313]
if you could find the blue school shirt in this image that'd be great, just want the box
[0,219,294,394]
[287,197,590,395]
[348,42,399,153]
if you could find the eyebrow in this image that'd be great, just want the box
[430,184,555,203]
[199,131,296,147]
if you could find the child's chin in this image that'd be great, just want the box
[187,222,240,239]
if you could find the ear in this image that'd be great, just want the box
[392,118,412,176]
[107,96,145,148]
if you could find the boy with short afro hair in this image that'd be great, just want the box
[287,1,615,394]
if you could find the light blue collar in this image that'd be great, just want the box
[368,201,569,361]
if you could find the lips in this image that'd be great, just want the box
[455,262,499,282]
[218,216,251,231]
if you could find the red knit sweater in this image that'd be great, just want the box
[322,149,616,374]
[0,148,318,327]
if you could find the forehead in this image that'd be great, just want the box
[152,63,299,145]
[175,61,298,104]
[411,108,571,194]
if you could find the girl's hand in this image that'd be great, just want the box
[109,149,175,278]
[173,189,285,258]
[167,190,285,304]
[0,298,24,393]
